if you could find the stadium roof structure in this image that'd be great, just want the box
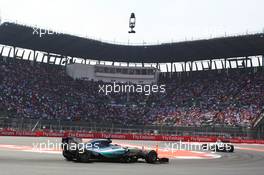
[0,22,264,63]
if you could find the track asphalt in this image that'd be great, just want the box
[0,137,264,175]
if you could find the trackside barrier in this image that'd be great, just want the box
[0,129,263,144]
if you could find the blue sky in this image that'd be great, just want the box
[0,0,263,44]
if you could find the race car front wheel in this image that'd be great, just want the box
[146,150,158,164]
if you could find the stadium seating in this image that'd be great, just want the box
[0,58,263,128]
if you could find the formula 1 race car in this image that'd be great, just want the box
[201,140,234,153]
[61,137,169,164]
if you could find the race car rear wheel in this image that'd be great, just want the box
[146,150,158,164]
[62,150,74,161]
[76,151,91,163]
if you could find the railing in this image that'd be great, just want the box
[0,117,260,139]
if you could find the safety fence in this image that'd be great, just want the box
[0,129,264,144]
[1,118,260,139]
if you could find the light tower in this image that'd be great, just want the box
[128,13,136,33]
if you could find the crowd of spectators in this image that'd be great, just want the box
[0,58,263,128]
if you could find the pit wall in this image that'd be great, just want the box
[0,129,263,144]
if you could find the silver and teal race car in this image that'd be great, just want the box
[61,137,169,163]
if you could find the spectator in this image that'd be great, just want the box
[0,58,263,128]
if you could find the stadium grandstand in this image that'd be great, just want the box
[0,22,264,139]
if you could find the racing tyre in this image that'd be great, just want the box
[146,150,158,164]
[227,145,234,153]
[76,151,91,163]
[62,150,74,161]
